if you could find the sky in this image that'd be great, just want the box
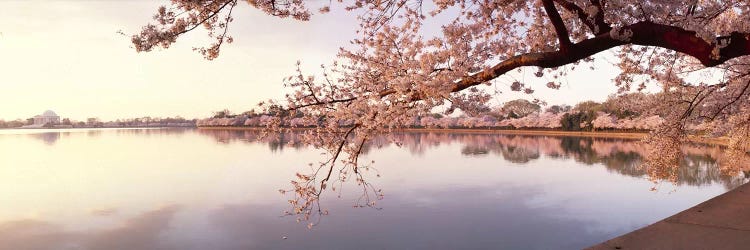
[0,0,622,121]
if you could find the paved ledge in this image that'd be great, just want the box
[588,181,750,250]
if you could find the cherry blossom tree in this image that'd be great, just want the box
[545,104,572,114]
[419,116,439,127]
[437,116,457,128]
[243,116,261,126]
[592,112,617,130]
[500,99,542,118]
[134,0,750,223]
[537,111,566,128]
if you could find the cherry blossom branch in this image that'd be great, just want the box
[180,1,235,38]
[709,79,750,120]
[681,85,719,120]
[131,0,238,59]
[320,124,359,187]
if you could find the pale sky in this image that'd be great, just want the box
[0,0,621,121]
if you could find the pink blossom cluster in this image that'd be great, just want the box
[196,115,282,127]
[496,112,565,129]
[592,113,664,130]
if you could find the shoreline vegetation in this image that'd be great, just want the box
[196,126,729,146]
[0,115,196,130]
[0,124,195,130]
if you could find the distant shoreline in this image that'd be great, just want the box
[0,126,195,130]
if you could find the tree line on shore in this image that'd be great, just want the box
[197,93,671,132]
[0,116,196,129]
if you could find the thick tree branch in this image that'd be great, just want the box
[542,0,572,50]
[288,97,357,111]
[451,21,750,93]
[552,0,611,35]
[589,0,610,33]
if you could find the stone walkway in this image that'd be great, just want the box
[588,182,750,250]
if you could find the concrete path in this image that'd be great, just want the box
[588,182,750,250]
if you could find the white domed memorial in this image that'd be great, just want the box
[33,110,61,126]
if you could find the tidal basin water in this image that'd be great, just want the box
[0,128,746,249]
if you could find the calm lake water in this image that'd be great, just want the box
[0,128,746,249]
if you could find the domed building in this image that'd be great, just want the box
[33,110,60,126]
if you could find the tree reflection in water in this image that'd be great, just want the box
[197,130,748,224]
[22,128,192,146]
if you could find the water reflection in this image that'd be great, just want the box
[0,128,746,249]
[196,130,745,190]
[198,129,305,151]
[0,206,179,250]
[32,132,60,145]
[208,185,611,250]
[0,187,609,250]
